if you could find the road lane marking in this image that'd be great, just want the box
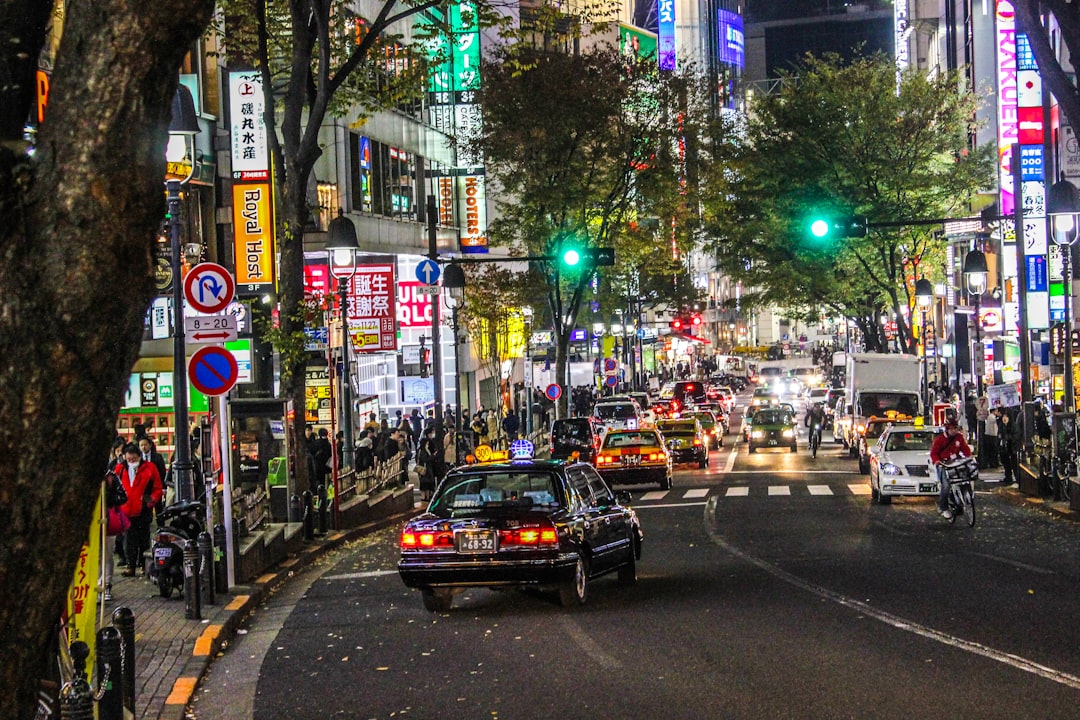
[322,570,400,581]
[848,484,872,495]
[684,488,710,498]
[705,521,1080,691]
[807,485,833,495]
[639,491,670,501]
[557,615,622,670]
[726,487,750,497]
[768,486,791,495]
[724,444,738,472]
[633,501,708,510]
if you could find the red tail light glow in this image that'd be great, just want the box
[500,524,558,548]
[400,529,453,549]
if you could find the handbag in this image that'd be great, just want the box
[106,506,131,536]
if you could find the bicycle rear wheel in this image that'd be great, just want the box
[960,484,975,527]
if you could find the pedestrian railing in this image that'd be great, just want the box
[336,451,406,502]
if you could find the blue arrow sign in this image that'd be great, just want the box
[416,258,441,286]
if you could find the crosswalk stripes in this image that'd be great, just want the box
[632,483,873,502]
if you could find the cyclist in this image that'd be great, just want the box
[804,402,827,451]
[930,419,972,519]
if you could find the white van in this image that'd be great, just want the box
[592,399,643,434]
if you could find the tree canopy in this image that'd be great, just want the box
[706,53,994,352]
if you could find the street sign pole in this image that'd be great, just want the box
[168,180,195,503]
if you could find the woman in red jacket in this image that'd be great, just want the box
[115,443,163,577]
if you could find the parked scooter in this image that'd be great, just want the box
[149,500,205,598]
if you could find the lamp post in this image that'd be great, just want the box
[1048,174,1080,412]
[167,85,200,502]
[915,277,933,419]
[443,262,466,465]
[327,208,359,469]
[964,246,988,399]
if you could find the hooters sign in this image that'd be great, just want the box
[398,281,434,328]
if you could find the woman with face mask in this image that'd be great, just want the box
[114,442,163,577]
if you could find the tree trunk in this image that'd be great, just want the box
[0,2,214,717]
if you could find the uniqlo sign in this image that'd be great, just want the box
[398,282,434,328]
[347,264,397,351]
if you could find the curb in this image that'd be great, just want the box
[995,485,1077,522]
[157,506,418,720]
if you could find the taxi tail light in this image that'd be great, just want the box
[647,452,667,461]
[400,529,453,550]
[499,522,559,549]
[597,455,615,465]
[693,438,703,446]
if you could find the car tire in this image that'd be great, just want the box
[859,456,869,475]
[790,444,797,453]
[748,446,756,454]
[618,542,637,585]
[699,456,707,469]
[421,588,453,612]
[660,474,673,490]
[870,481,880,503]
[559,556,590,606]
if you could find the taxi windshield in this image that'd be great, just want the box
[885,431,934,452]
[429,471,562,516]
[603,431,660,449]
[754,410,791,425]
[594,403,637,420]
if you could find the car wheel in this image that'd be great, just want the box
[660,474,672,490]
[157,572,172,599]
[748,446,756,454]
[618,542,637,585]
[870,481,880,503]
[699,456,707,469]
[790,444,797,453]
[421,587,453,612]
[859,456,869,475]
[559,556,590,606]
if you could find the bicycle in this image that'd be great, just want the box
[809,423,822,458]
[939,457,977,527]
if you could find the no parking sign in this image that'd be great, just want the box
[545,384,562,401]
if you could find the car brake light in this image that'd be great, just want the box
[693,438,702,446]
[499,523,559,548]
[597,455,614,465]
[400,529,453,550]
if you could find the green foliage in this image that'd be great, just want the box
[706,52,995,350]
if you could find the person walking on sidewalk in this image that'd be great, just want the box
[101,469,128,601]
[998,407,1019,486]
[115,442,162,577]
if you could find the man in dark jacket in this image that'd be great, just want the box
[502,410,520,443]
[310,428,333,485]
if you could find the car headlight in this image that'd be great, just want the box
[881,463,902,475]
[751,430,764,439]
[782,429,795,438]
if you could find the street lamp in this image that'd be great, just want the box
[167,84,200,503]
[1048,174,1080,412]
[915,277,933,418]
[964,248,988,400]
[327,208,359,469]
[443,262,466,465]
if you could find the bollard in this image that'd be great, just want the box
[69,641,90,681]
[317,484,328,536]
[95,626,123,720]
[198,531,215,606]
[112,607,135,715]
[302,490,314,540]
[289,493,301,523]
[59,678,94,720]
[213,524,229,594]
[183,539,202,620]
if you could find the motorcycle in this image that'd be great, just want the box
[148,500,205,598]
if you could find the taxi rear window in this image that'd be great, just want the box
[603,431,660,448]
[430,471,562,515]
[595,403,637,420]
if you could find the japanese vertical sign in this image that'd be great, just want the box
[229,71,275,291]
[995,2,1018,216]
[347,263,398,351]
[658,0,676,71]
[1015,29,1049,329]
[66,494,103,669]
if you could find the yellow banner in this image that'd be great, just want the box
[66,494,102,669]
[232,183,275,287]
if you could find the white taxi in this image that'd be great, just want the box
[868,424,941,505]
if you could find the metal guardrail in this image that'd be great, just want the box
[336,450,407,502]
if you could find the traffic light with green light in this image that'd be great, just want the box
[558,246,615,268]
[808,215,868,240]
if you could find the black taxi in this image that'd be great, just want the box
[398,440,643,612]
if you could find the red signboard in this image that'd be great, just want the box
[347,263,397,352]
[398,281,434,328]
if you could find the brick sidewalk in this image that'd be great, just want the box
[102,507,417,720]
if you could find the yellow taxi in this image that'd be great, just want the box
[594,429,673,490]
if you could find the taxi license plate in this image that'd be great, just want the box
[919,483,938,493]
[768,439,778,446]
[154,547,171,559]
[622,454,641,466]
[456,530,496,554]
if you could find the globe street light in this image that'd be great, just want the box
[915,277,933,418]
[167,85,199,503]
[964,247,988,397]
[1048,174,1080,412]
[326,208,359,470]
[443,262,466,465]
